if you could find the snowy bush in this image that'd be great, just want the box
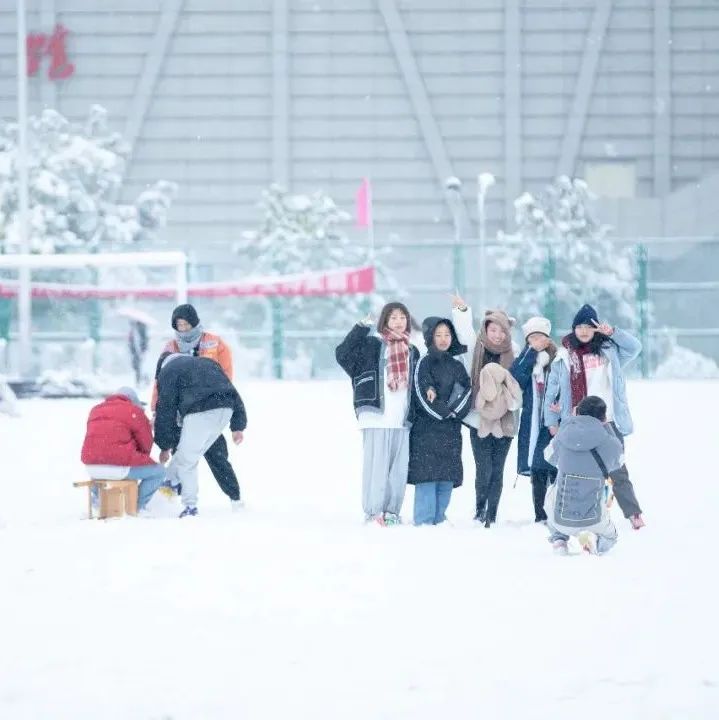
[494,176,636,328]
[652,339,719,380]
[0,105,177,254]
[235,184,404,369]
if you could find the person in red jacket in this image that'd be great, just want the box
[81,387,166,510]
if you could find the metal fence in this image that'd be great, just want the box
[1,235,718,380]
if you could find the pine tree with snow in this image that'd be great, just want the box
[495,176,636,328]
[236,183,402,330]
[0,105,177,254]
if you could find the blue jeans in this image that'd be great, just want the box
[126,464,166,509]
[413,481,453,525]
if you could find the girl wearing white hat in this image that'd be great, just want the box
[510,316,557,522]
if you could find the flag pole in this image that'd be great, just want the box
[366,176,375,262]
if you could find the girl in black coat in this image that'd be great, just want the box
[409,318,472,525]
[335,302,420,525]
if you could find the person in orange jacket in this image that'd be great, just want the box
[151,304,242,508]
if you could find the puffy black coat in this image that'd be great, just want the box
[408,318,472,487]
[154,355,247,451]
[335,323,419,422]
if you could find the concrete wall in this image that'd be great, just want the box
[0,0,717,257]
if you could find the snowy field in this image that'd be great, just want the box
[0,379,717,720]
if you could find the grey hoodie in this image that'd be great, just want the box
[545,416,623,530]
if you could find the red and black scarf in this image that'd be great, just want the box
[382,329,411,391]
[562,335,592,409]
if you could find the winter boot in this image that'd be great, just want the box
[630,513,645,530]
[179,506,198,518]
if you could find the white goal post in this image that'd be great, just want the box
[0,251,188,377]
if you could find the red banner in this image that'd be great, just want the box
[0,266,375,300]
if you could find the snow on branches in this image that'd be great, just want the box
[236,183,402,330]
[495,176,636,327]
[0,105,177,254]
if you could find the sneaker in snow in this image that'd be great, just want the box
[551,539,569,555]
[383,512,400,526]
[179,506,198,518]
[374,514,386,527]
[630,513,645,530]
[578,531,597,555]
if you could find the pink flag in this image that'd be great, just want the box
[355,177,372,228]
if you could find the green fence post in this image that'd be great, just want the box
[0,295,10,372]
[270,296,283,379]
[636,243,649,378]
[452,242,465,297]
[542,245,557,331]
[0,297,10,341]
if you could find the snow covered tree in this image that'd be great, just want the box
[236,183,402,328]
[494,176,636,329]
[0,105,177,254]
[235,184,404,376]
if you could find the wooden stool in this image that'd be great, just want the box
[73,479,139,520]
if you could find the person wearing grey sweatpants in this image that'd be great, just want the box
[335,303,420,525]
[167,407,234,511]
[154,352,247,517]
[362,429,410,520]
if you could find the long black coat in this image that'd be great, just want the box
[510,345,553,475]
[408,318,472,487]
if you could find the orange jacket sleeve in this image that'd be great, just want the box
[217,337,233,381]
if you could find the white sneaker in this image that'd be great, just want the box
[551,539,569,555]
[231,500,244,512]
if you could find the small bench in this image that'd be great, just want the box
[73,479,138,520]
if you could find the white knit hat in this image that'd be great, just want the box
[522,316,551,339]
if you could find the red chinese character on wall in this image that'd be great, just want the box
[26,24,75,81]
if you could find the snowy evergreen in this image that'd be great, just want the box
[236,183,402,331]
[495,176,636,328]
[0,105,177,254]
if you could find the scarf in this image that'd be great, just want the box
[562,334,592,409]
[382,329,411,391]
[175,323,204,354]
[470,310,515,407]
[474,363,523,438]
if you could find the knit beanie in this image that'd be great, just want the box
[171,304,200,330]
[521,316,551,340]
[572,304,599,329]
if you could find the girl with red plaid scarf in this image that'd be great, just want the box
[336,302,420,525]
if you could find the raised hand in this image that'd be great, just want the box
[450,291,467,310]
[592,319,614,336]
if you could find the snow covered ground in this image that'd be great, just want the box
[0,380,717,719]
